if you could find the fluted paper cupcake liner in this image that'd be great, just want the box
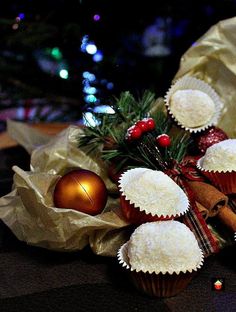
[117,242,204,297]
[120,195,183,224]
[164,76,223,133]
[197,158,236,194]
[118,168,189,223]
[119,194,174,224]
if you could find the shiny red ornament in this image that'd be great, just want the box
[53,169,108,215]
[156,134,171,147]
[194,126,228,154]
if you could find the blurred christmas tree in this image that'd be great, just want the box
[0,0,236,130]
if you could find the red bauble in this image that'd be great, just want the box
[53,169,108,215]
[156,134,171,147]
[195,126,228,154]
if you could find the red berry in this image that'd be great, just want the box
[128,126,142,140]
[135,120,149,132]
[156,134,171,147]
[144,118,155,131]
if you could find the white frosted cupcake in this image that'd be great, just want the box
[117,221,204,297]
[164,76,223,133]
[197,139,236,194]
[118,168,189,223]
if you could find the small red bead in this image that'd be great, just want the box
[156,134,171,147]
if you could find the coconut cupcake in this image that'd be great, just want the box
[117,221,204,297]
[197,139,236,194]
[118,167,189,223]
[164,76,222,133]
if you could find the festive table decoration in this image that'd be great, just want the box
[78,91,189,179]
[0,17,236,299]
[0,121,130,256]
[78,89,235,257]
[53,169,108,215]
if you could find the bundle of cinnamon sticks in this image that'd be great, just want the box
[187,181,236,232]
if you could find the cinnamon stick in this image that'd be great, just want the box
[195,201,209,220]
[217,205,236,232]
[187,181,228,217]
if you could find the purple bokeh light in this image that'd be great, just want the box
[93,14,100,21]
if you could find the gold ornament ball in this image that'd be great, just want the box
[53,169,108,215]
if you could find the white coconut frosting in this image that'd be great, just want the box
[170,89,215,128]
[118,168,189,217]
[127,221,203,274]
[201,139,236,172]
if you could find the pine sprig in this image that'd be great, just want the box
[153,109,172,134]
[111,91,136,122]
[78,89,191,174]
[110,90,156,123]
[78,90,156,151]
[169,132,191,163]
[135,90,156,120]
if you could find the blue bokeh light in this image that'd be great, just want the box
[82,71,96,82]
[84,94,97,103]
[106,82,114,90]
[19,13,25,19]
[83,86,97,95]
[93,105,115,114]
[86,43,97,55]
[93,51,103,62]
[81,35,89,52]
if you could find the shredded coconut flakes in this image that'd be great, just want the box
[128,221,203,274]
[170,89,215,128]
[119,168,188,217]
[202,139,236,171]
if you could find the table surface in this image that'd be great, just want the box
[0,123,70,149]
[0,126,235,312]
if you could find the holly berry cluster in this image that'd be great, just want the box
[126,118,155,141]
[125,117,171,148]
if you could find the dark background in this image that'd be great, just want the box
[1,0,236,129]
